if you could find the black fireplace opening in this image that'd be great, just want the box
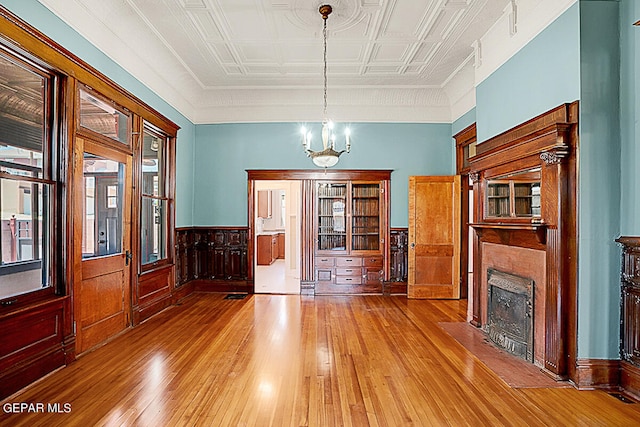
[486,268,534,362]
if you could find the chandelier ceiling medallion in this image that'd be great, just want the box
[301,4,351,168]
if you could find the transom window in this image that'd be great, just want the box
[79,87,130,145]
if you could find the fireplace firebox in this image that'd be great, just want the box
[486,268,534,362]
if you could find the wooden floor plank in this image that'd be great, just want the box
[2,293,640,426]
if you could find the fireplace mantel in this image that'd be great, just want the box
[457,101,579,381]
[470,223,546,247]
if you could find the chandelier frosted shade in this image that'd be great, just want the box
[302,121,350,168]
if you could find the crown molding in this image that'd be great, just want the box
[474,0,577,86]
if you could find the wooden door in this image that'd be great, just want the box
[73,137,133,354]
[408,176,461,299]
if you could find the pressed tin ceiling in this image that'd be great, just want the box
[36,0,513,123]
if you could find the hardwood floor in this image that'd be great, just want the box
[2,293,639,426]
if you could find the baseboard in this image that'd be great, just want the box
[574,358,620,390]
[383,281,407,295]
[172,281,195,303]
[192,279,253,293]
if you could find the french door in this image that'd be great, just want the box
[73,137,133,353]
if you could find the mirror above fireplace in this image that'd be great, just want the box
[485,168,541,219]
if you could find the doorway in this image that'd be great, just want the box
[73,137,133,354]
[254,180,301,294]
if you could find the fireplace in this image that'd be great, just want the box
[486,268,534,362]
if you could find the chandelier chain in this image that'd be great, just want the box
[323,16,328,120]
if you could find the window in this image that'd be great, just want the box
[79,87,130,145]
[140,125,169,266]
[0,49,56,300]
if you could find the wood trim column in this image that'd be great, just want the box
[300,179,315,295]
[540,140,572,378]
[470,172,482,326]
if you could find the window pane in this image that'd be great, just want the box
[1,178,50,298]
[0,53,45,178]
[82,154,124,258]
[142,130,165,197]
[141,197,166,264]
[79,89,129,144]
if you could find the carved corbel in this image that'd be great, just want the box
[469,172,480,183]
[540,145,569,165]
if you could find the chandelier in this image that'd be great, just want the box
[301,4,350,168]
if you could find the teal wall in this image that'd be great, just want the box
[475,1,625,360]
[452,108,476,136]
[475,4,581,142]
[578,1,621,359]
[2,0,196,227]
[194,122,454,227]
[620,0,640,233]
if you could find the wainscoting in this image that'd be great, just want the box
[176,227,409,295]
[175,227,250,293]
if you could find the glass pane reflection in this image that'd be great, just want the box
[82,153,124,258]
[141,197,166,264]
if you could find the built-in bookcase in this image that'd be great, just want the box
[314,178,388,294]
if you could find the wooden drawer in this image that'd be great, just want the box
[316,268,334,283]
[336,276,362,285]
[336,257,362,267]
[316,257,335,267]
[363,256,383,268]
[336,267,360,276]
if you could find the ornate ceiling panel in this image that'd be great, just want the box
[36,0,514,123]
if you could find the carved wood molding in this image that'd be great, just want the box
[540,149,568,165]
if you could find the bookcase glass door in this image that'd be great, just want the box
[352,183,380,251]
[317,182,347,252]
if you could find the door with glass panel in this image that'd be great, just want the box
[73,138,132,354]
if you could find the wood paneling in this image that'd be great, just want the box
[0,298,67,399]
[175,227,250,292]
[134,266,173,324]
[616,236,640,400]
